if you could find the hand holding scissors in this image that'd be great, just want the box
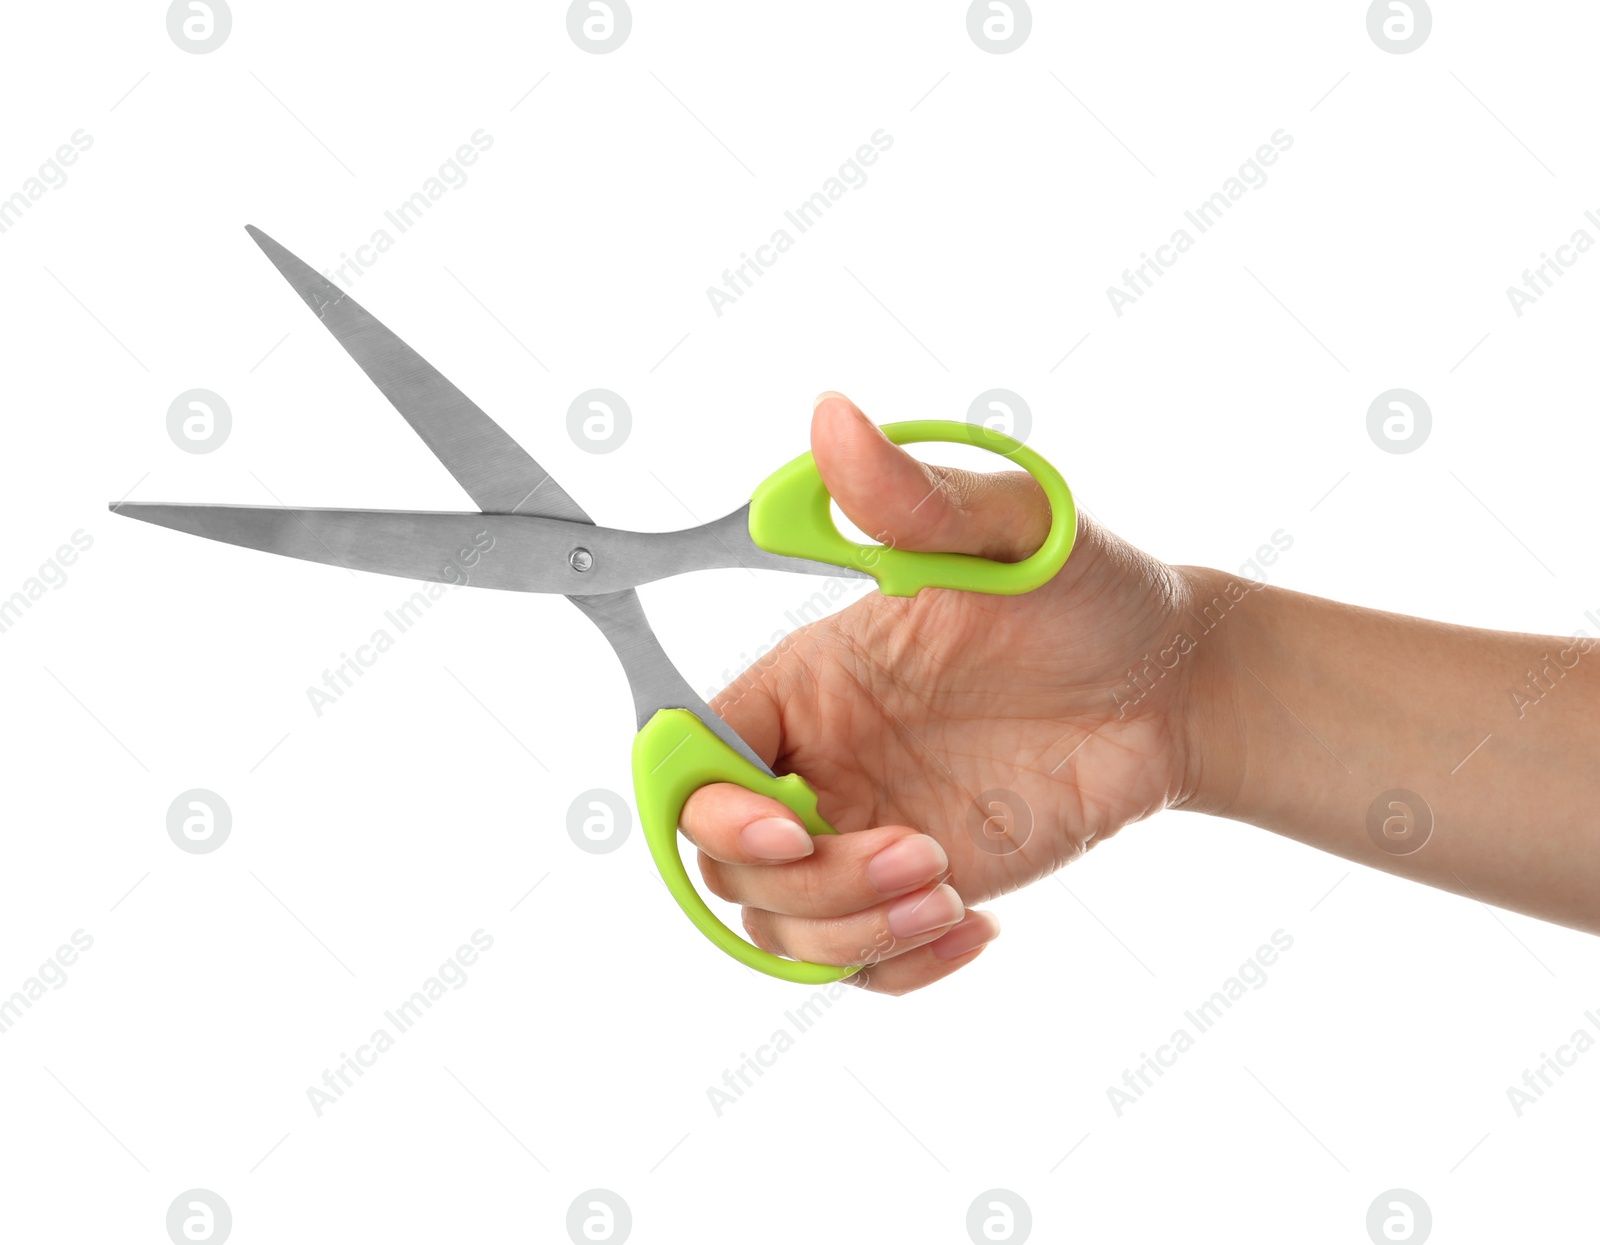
[117,228,1077,983]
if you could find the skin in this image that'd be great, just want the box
[682,393,1600,994]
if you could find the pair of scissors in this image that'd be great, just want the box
[115,227,1077,983]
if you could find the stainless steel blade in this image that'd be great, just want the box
[245,225,590,523]
[569,589,773,773]
[112,503,866,595]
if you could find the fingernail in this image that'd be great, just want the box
[740,817,814,862]
[888,883,964,938]
[813,390,847,409]
[930,910,1001,961]
[866,835,948,893]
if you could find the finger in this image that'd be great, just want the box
[686,648,814,864]
[844,910,1002,995]
[811,392,1052,562]
[681,781,818,864]
[699,825,948,917]
[742,882,967,966]
[706,653,785,769]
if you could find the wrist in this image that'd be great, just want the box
[1168,563,1261,819]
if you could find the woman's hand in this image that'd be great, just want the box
[680,393,1212,994]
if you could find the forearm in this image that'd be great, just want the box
[1178,568,1600,933]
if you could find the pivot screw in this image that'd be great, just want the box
[569,548,594,573]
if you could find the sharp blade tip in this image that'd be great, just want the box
[243,224,278,253]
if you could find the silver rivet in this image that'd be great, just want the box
[569,548,594,572]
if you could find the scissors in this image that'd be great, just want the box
[115,227,1077,983]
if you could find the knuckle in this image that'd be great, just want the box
[740,907,783,957]
[696,853,736,902]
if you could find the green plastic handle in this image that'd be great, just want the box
[747,419,1076,597]
[632,708,859,984]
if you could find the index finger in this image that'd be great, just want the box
[680,780,819,865]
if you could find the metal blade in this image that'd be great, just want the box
[245,225,590,523]
[114,503,527,588]
[569,589,772,774]
[112,503,865,596]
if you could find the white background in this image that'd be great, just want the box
[2,1,1597,1241]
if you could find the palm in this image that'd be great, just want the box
[728,516,1195,904]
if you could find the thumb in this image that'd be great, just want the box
[810,392,1051,563]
